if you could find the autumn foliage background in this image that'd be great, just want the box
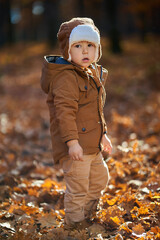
[0,0,160,239]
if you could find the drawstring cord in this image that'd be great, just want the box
[83,68,90,98]
[94,63,106,107]
[83,63,106,104]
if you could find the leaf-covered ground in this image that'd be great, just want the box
[0,38,160,240]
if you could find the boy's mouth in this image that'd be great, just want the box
[82,58,89,62]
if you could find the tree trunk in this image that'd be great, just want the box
[139,12,147,42]
[77,0,85,17]
[104,0,122,53]
[43,0,60,46]
[0,0,13,46]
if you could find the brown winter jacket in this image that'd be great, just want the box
[41,56,108,164]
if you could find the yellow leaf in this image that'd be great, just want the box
[110,216,122,225]
[150,226,160,234]
[138,206,149,216]
[41,178,60,189]
[27,188,39,197]
[151,196,160,199]
[133,141,138,153]
[115,233,123,240]
[106,197,118,206]
[119,223,132,233]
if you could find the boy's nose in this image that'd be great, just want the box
[82,47,88,54]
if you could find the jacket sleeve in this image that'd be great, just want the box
[51,70,79,143]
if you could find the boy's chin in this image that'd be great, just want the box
[81,63,91,68]
[72,60,91,68]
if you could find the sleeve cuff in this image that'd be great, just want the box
[62,133,79,143]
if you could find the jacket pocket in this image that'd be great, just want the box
[76,119,102,151]
[78,83,88,92]
[77,119,98,134]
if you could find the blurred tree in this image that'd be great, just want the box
[1,0,159,47]
[0,0,13,46]
[77,0,85,16]
[104,0,122,53]
[83,0,103,28]
[19,1,35,41]
[124,0,160,41]
[43,0,60,46]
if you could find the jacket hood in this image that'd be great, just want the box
[57,17,102,62]
[41,56,72,94]
[41,55,87,94]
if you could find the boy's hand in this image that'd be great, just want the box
[67,140,83,161]
[101,134,112,154]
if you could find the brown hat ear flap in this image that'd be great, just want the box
[63,40,69,60]
[97,44,102,62]
[57,23,70,60]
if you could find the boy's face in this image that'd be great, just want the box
[69,41,96,68]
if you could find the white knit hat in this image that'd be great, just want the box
[68,24,100,62]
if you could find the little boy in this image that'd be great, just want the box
[41,17,112,229]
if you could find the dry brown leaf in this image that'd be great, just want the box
[132,223,145,235]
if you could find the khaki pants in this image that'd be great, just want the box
[62,152,109,225]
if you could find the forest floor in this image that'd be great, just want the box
[0,37,160,240]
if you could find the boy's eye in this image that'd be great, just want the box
[75,44,81,48]
[88,43,94,47]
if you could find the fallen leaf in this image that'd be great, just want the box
[132,223,146,238]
